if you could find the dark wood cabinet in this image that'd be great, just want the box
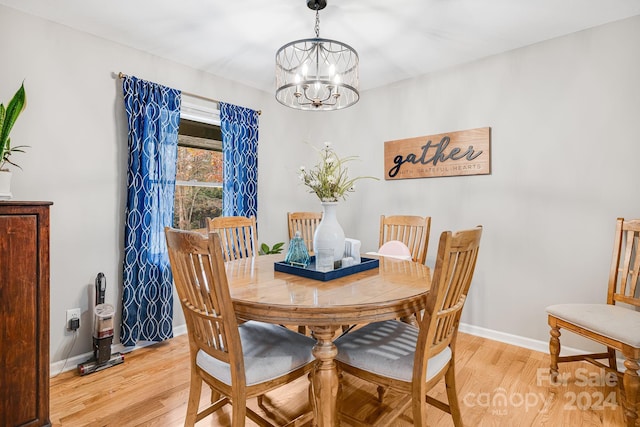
[0,201,52,427]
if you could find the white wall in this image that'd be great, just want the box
[2,4,639,364]
[0,5,300,363]
[260,15,640,353]
[284,15,640,351]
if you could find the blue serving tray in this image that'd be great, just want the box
[274,256,379,282]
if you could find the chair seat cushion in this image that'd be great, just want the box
[546,303,640,347]
[334,320,452,383]
[196,321,316,386]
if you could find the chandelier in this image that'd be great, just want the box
[275,0,359,111]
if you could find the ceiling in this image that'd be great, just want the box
[2,0,639,92]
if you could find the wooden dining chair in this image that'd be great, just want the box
[206,215,257,261]
[335,226,482,427]
[287,211,322,254]
[547,217,640,427]
[286,211,323,335]
[379,215,431,264]
[165,227,316,427]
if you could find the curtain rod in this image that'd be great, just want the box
[117,72,261,115]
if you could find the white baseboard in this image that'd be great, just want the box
[52,322,625,377]
[459,322,558,355]
[50,325,188,377]
[458,322,625,371]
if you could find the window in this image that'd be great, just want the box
[173,102,223,230]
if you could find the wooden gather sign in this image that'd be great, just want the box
[384,127,491,180]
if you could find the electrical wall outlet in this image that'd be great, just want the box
[66,308,81,330]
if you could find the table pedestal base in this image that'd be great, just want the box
[310,325,341,427]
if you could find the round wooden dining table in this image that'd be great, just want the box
[226,254,431,427]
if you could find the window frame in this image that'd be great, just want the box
[174,99,224,230]
[177,100,223,189]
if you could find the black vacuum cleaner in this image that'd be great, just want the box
[77,273,124,375]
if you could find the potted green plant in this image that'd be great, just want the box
[0,82,27,199]
[259,241,285,255]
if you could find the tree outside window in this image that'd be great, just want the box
[173,119,223,230]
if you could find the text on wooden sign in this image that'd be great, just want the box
[384,127,491,180]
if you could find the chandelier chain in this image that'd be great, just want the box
[315,9,320,37]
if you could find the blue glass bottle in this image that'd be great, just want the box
[285,231,310,267]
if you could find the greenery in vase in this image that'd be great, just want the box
[0,83,28,170]
[298,142,377,202]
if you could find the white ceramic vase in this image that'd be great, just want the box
[0,170,13,200]
[313,201,345,262]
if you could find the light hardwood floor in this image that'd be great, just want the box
[50,332,628,426]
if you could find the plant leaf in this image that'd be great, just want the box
[0,83,26,168]
[0,83,26,146]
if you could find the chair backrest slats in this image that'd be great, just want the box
[609,218,640,307]
[165,227,243,369]
[414,226,482,387]
[288,212,322,254]
[207,216,257,261]
[379,215,431,264]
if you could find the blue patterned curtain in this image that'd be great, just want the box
[220,102,259,218]
[121,76,181,346]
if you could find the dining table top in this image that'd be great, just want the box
[226,253,432,326]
